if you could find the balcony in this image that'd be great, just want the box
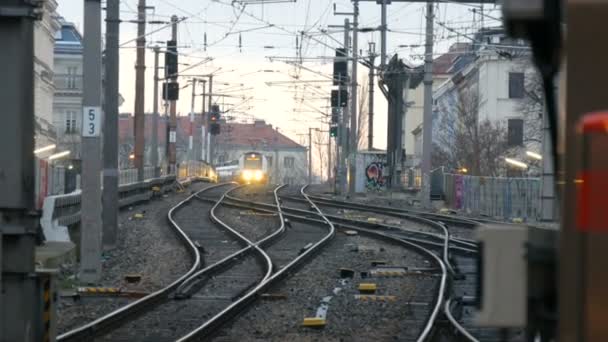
[54,74,83,95]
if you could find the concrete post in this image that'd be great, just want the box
[102,0,120,248]
[151,46,160,177]
[368,43,376,150]
[189,78,196,161]
[0,1,39,338]
[168,15,178,174]
[348,0,359,194]
[421,2,434,207]
[133,0,146,181]
[80,0,103,283]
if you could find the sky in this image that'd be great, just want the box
[56,0,502,149]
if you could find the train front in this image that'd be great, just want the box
[239,152,268,184]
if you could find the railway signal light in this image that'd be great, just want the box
[329,125,338,138]
[331,107,340,124]
[333,48,347,86]
[165,39,178,79]
[331,89,348,108]
[209,104,221,135]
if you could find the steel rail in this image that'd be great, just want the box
[176,185,335,341]
[302,190,448,342]
[176,184,286,294]
[445,298,480,341]
[57,182,235,341]
[223,194,477,252]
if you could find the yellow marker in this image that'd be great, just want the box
[152,186,161,192]
[358,283,377,293]
[302,317,326,327]
[134,213,144,219]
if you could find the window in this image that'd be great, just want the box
[267,155,273,169]
[284,156,294,169]
[65,110,77,133]
[507,119,524,146]
[508,72,524,99]
[67,66,78,89]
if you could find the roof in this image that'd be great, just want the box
[54,17,83,55]
[215,120,304,150]
[433,42,472,74]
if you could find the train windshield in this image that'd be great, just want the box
[244,154,262,169]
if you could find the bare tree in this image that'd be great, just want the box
[313,129,327,181]
[433,88,509,176]
[516,58,543,145]
[357,75,369,150]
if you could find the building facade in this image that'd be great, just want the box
[411,27,540,176]
[214,120,307,184]
[52,17,83,161]
[34,0,61,149]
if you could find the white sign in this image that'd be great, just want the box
[169,131,176,143]
[82,106,101,137]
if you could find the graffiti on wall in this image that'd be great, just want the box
[365,162,386,191]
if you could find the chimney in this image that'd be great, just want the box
[253,119,266,128]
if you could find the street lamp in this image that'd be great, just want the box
[505,157,528,170]
[48,150,71,161]
[526,151,542,160]
[34,144,56,154]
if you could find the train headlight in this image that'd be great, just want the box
[242,170,253,181]
[254,170,263,181]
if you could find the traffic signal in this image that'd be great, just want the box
[333,48,347,86]
[329,125,338,138]
[165,40,178,79]
[162,82,179,101]
[209,104,221,135]
[331,89,348,107]
[331,107,340,124]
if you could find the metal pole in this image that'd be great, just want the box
[348,0,359,194]
[339,18,350,195]
[189,78,196,161]
[380,0,387,69]
[0,1,39,338]
[540,108,555,221]
[168,15,178,174]
[368,43,376,150]
[102,0,119,248]
[81,0,103,283]
[200,80,206,161]
[133,0,146,181]
[308,127,312,184]
[207,75,213,163]
[421,2,434,208]
[151,46,159,176]
[327,132,332,183]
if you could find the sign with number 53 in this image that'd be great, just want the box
[82,106,102,137]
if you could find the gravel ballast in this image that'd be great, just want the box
[57,182,212,334]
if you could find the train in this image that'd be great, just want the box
[215,151,270,184]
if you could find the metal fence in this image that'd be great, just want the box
[443,173,541,222]
[118,167,157,185]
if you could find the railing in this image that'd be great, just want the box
[443,173,542,222]
[118,167,157,185]
[40,161,216,243]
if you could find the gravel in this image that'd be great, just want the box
[56,181,212,335]
[212,230,440,341]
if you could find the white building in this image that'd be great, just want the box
[34,0,60,149]
[214,120,308,184]
[412,28,539,174]
[52,18,83,161]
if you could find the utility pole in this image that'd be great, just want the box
[102,0,119,248]
[339,18,350,195]
[421,2,434,207]
[151,46,160,177]
[133,0,146,181]
[189,78,197,162]
[368,42,376,150]
[200,79,207,161]
[308,127,313,184]
[207,75,213,163]
[380,0,388,69]
[328,133,332,184]
[168,15,178,174]
[0,1,40,339]
[81,0,103,282]
[348,0,359,194]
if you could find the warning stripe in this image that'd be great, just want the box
[43,278,51,342]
